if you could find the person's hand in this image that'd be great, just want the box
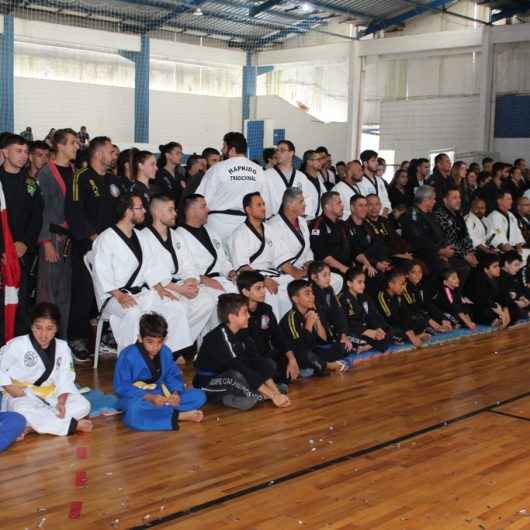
[145,394,167,407]
[172,282,198,299]
[115,291,137,309]
[167,393,181,407]
[375,261,391,273]
[286,357,300,381]
[340,335,354,352]
[264,277,279,294]
[43,241,60,263]
[364,264,377,278]
[290,267,306,280]
[202,277,225,291]
[4,384,26,398]
[304,309,319,330]
[375,328,386,340]
[155,284,178,301]
[14,241,27,258]
[441,320,453,331]
[439,245,455,258]
[464,253,478,268]
[362,329,377,340]
[272,393,290,408]
[467,321,477,330]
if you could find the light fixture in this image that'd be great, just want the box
[301,2,312,12]
[193,7,204,15]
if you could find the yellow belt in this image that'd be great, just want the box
[8,379,56,399]
[133,381,171,398]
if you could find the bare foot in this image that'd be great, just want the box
[76,419,93,433]
[179,410,204,423]
[272,394,290,408]
[16,425,32,441]
[327,361,350,372]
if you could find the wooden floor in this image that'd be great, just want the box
[3,325,530,530]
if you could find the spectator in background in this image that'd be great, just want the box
[427,153,453,205]
[464,197,494,256]
[77,126,90,149]
[515,196,530,247]
[408,157,430,193]
[505,164,528,204]
[155,142,184,207]
[358,149,392,214]
[332,159,363,221]
[480,157,494,182]
[202,147,221,170]
[116,148,137,194]
[376,157,386,180]
[315,146,336,189]
[185,153,206,184]
[262,147,277,170]
[481,162,509,213]
[20,127,33,142]
[28,141,51,183]
[110,144,120,176]
[44,128,56,147]
[335,161,346,181]
[514,158,528,181]
[388,168,413,210]
[301,149,326,221]
[400,160,410,172]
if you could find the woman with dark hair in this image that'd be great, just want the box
[116,147,138,194]
[155,142,185,205]
[0,302,92,436]
[388,168,413,209]
[131,150,159,206]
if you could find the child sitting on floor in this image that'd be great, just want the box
[434,269,476,330]
[500,251,530,316]
[403,260,453,334]
[376,269,431,348]
[193,293,290,411]
[280,279,351,374]
[113,312,206,431]
[237,270,300,385]
[308,261,353,354]
[338,267,393,353]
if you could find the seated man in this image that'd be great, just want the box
[376,270,431,348]
[365,194,412,266]
[193,293,290,411]
[139,195,216,344]
[229,192,290,318]
[268,187,343,294]
[515,196,530,247]
[338,267,393,353]
[465,255,512,328]
[237,271,300,385]
[113,313,206,431]
[433,187,477,281]
[310,191,353,276]
[464,197,496,256]
[486,191,529,261]
[280,280,351,374]
[93,193,192,355]
[0,302,92,436]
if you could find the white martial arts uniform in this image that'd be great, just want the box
[0,335,90,436]
[464,212,490,249]
[303,173,326,221]
[176,224,238,327]
[357,175,392,212]
[139,227,216,344]
[92,226,192,354]
[229,220,292,318]
[320,168,336,188]
[332,180,362,221]
[267,213,343,302]
[486,209,530,261]
[264,166,310,218]
[196,156,271,242]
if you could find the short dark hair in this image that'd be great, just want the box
[116,193,142,221]
[443,187,461,199]
[344,266,365,283]
[514,158,526,167]
[321,190,339,210]
[350,194,365,206]
[386,269,405,286]
[315,146,329,155]
[237,270,265,293]
[404,259,425,275]
[262,147,276,164]
[492,161,506,177]
[480,254,500,271]
[202,147,220,159]
[186,153,204,171]
[482,157,494,165]
[336,161,346,168]
[139,312,168,339]
[181,193,204,217]
[30,302,61,328]
[223,132,247,155]
[360,149,378,163]
[243,191,261,211]
[308,260,329,279]
[278,140,295,153]
[365,193,379,201]
[287,279,311,301]
[150,194,174,214]
[501,250,522,267]
[52,128,77,148]
[434,153,449,166]
[2,134,28,149]
[496,189,512,202]
[29,140,50,153]
[88,136,111,160]
[217,293,248,324]
[440,268,458,281]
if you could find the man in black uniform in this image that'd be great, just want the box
[427,153,454,205]
[0,134,43,339]
[66,136,120,359]
[310,191,352,275]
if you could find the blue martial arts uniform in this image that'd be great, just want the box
[113,343,206,431]
[0,411,26,452]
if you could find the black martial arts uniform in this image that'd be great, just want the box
[402,281,446,330]
[376,289,427,339]
[433,284,474,326]
[310,215,352,273]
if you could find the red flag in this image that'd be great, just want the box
[0,181,20,341]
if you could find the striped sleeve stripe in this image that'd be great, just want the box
[377,291,391,317]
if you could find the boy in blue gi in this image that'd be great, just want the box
[113,312,206,431]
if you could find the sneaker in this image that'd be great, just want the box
[69,339,91,363]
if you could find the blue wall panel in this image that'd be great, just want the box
[247,120,264,163]
[495,95,530,138]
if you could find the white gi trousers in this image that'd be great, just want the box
[206,213,246,245]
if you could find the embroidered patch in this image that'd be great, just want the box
[110,184,121,198]
[89,179,100,198]
[213,239,221,249]
[176,241,181,250]
[56,356,62,368]
[311,229,320,236]
[362,301,369,313]
[24,350,38,368]
[261,315,270,330]
[266,239,273,247]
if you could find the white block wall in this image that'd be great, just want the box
[380,96,481,162]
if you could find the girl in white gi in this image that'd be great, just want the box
[0,303,92,436]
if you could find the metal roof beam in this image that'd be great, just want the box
[401,0,489,25]
[249,0,284,18]
[307,0,376,19]
[144,0,208,32]
[491,3,530,23]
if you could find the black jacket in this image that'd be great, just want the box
[310,214,352,269]
[312,283,348,339]
[246,302,290,358]
[338,290,387,335]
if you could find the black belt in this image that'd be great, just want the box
[205,273,220,278]
[208,210,245,216]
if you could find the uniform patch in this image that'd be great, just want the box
[110,184,121,198]
[213,239,221,249]
[362,301,369,313]
[176,241,181,250]
[261,315,270,330]
[24,350,38,368]
[89,179,100,197]
[266,239,273,247]
[311,229,320,236]
[56,356,62,368]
